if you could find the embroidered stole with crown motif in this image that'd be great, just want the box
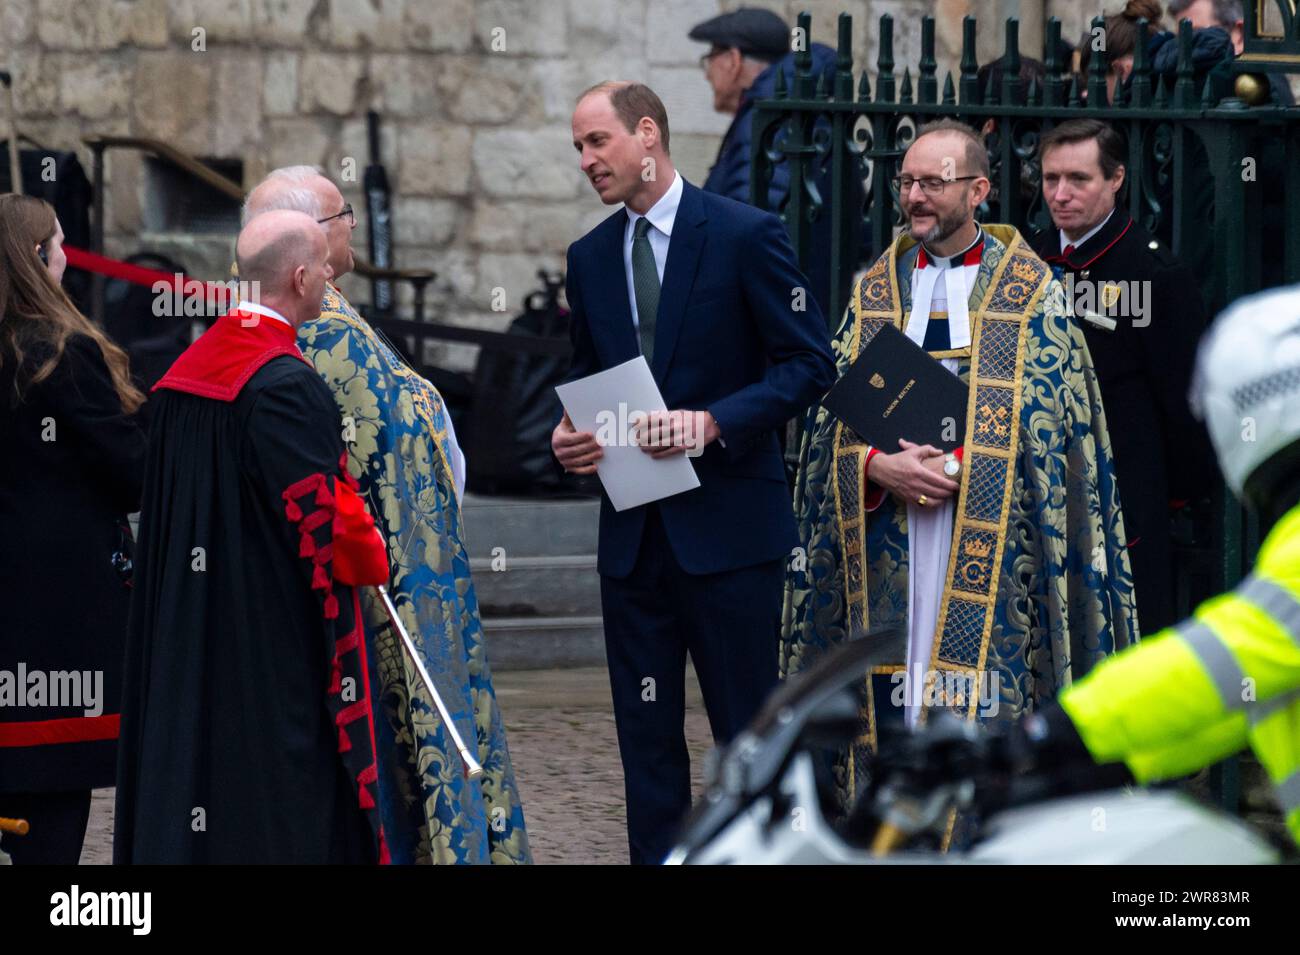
[830,227,1053,722]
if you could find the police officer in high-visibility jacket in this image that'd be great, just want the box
[1006,284,1300,844]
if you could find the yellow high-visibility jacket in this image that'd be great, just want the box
[1060,505,1300,843]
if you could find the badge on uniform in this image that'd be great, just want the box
[1080,283,1124,332]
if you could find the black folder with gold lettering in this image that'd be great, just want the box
[820,323,968,453]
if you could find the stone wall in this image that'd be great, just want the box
[0,0,1159,370]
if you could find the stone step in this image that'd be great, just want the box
[459,494,600,561]
[482,615,606,671]
[471,554,601,618]
[459,495,605,670]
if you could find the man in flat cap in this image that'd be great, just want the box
[690,7,866,321]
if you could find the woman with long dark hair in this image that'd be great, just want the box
[0,193,146,864]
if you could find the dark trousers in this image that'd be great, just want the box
[600,506,783,865]
[1127,533,1176,637]
[3,790,92,864]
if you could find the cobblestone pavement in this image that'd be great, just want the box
[78,665,714,865]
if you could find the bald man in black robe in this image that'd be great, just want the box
[115,211,392,863]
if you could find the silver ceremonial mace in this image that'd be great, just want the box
[375,584,484,780]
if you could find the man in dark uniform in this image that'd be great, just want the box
[1031,118,1215,635]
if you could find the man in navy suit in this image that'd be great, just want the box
[553,81,835,864]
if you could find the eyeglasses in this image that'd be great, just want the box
[892,175,981,195]
[699,47,728,70]
[318,203,355,226]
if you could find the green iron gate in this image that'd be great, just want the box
[753,5,1300,813]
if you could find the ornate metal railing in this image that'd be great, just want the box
[754,10,1300,331]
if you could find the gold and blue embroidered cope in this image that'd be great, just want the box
[781,225,1138,812]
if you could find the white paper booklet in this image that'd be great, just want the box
[554,356,701,512]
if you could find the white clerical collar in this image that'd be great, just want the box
[1060,208,1114,254]
[625,170,681,239]
[918,228,985,270]
[236,300,292,328]
[907,229,983,351]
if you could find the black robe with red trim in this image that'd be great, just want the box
[114,311,390,864]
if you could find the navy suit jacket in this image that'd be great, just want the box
[564,178,836,579]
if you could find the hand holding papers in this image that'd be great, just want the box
[555,356,701,512]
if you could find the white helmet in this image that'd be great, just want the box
[1191,284,1300,499]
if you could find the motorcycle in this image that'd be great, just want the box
[665,631,1279,865]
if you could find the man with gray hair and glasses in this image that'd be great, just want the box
[241,167,531,865]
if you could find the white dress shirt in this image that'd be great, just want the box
[619,171,727,446]
[235,299,293,328]
[1060,208,1114,254]
[622,170,682,335]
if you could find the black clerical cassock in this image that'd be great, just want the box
[114,307,391,864]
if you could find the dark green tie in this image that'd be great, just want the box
[632,217,660,364]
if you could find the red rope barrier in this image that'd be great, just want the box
[63,244,236,305]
